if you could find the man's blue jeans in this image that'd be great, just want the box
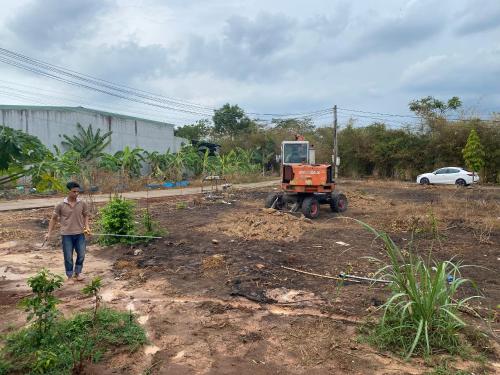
[61,234,86,277]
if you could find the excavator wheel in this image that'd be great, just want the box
[330,192,348,213]
[265,193,284,209]
[302,196,320,219]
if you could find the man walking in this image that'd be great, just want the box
[46,181,90,281]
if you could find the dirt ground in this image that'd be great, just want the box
[0,180,499,374]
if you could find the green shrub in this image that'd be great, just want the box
[82,277,103,324]
[1,308,146,374]
[1,274,146,374]
[97,198,166,245]
[18,269,63,344]
[97,197,136,245]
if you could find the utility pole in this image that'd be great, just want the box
[333,105,338,179]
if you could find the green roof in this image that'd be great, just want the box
[0,105,174,128]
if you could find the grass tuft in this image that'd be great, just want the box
[354,218,482,359]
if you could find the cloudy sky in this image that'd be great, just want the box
[0,0,499,127]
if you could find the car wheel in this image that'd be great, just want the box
[302,196,320,219]
[455,179,466,187]
[330,192,348,213]
[420,177,430,185]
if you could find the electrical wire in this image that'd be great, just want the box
[0,82,206,125]
[0,48,336,119]
[0,47,498,124]
[0,55,214,116]
[0,48,215,113]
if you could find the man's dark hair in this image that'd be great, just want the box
[66,181,81,190]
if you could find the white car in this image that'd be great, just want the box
[416,167,479,186]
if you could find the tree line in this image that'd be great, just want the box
[175,97,499,182]
[1,95,499,191]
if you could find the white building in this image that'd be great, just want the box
[0,105,186,153]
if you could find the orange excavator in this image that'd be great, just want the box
[265,135,347,219]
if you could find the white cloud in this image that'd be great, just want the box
[454,0,500,35]
[7,0,111,48]
[400,55,449,84]
[401,47,500,92]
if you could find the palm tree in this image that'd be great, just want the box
[61,123,112,161]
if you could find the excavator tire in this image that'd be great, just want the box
[330,192,348,213]
[265,193,284,209]
[302,196,320,219]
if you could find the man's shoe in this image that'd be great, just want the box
[74,274,85,281]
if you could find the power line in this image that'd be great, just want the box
[0,54,214,117]
[1,48,498,124]
[0,82,207,125]
[0,48,215,113]
[337,107,420,119]
[0,47,336,120]
[337,106,499,123]
[247,108,333,118]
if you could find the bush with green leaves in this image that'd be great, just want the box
[82,277,103,323]
[97,197,136,245]
[0,125,51,187]
[462,128,485,175]
[99,146,144,178]
[1,308,146,375]
[0,273,147,375]
[32,149,82,192]
[19,269,64,344]
[357,220,481,359]
[97,198,165,245]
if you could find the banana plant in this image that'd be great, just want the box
[234,147,257,173]
[99,153,120,173]
[32,149,81,192]
[114,146,144,177]
[216,150,236,176]
[144,151,166,178]
[61,123,111,161]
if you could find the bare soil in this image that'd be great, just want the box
[1,180,499,374]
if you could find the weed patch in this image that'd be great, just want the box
[175,201,188,210]
[141,208,166,240]
[355,219,483,359]
[1,308,146,374]
[0,270,147,375]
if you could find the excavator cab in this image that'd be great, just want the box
[282,141,309,164]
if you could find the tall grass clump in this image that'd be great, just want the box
[356,219,480,359]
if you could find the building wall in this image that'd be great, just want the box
[0,107,187,153]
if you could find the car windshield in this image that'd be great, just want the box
[283,143,308,163]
